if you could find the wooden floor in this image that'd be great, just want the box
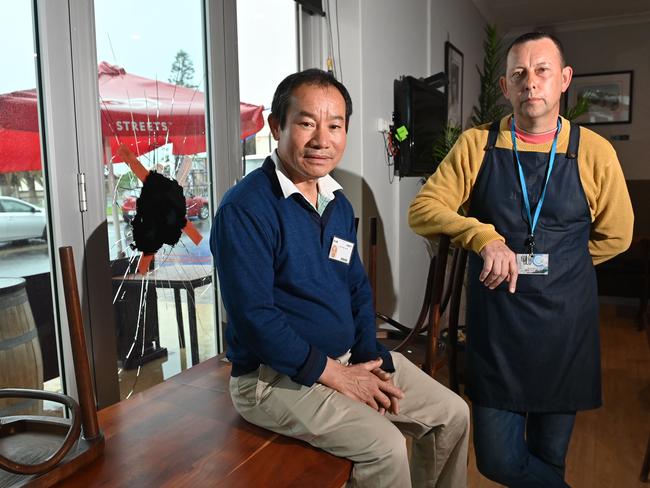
[459,303,650,488]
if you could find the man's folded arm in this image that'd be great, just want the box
[408,132,504,254]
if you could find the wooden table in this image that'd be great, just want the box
[114,265,212,366]
[53,356,352,487]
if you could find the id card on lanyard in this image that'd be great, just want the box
[511,118,561,276]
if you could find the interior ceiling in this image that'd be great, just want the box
[472,0,650,34]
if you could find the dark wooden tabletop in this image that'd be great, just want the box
[53,357,351,487]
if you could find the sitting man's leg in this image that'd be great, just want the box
[230,353,469,488]
[230,365,411,487]
[387,352,470,488]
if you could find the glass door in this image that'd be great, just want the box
[0,0,66,417]
[2,0,302,408]
[92,0,258,400]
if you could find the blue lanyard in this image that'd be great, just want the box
[510,117,561,253]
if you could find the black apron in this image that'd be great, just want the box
[465,120,601,412]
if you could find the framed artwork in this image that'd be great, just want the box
[445,41,464,127]
[565,70,633,125]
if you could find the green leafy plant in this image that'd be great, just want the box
[0,171,42,201]
[471,24,508,126]
[431,24,507,171]
[432,124,462,165]
[564,91,593,121]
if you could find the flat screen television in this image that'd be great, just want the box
[392,74,447,177]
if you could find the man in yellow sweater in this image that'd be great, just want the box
[409,32,633,487]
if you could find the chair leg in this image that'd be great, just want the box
[369,217,377,312]
[641,434,650,482]
[639,239,649,332]
[423,236,450,377]
[447,248,467,394]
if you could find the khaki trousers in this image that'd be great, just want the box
[229,352,469,487]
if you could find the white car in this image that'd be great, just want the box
[0,196,47,243]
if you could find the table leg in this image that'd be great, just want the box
[187,287,199,366]
[174,288,185,349]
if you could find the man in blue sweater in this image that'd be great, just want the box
[211,69,469,487]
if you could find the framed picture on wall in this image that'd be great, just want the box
[565,70,633,125]
[445,41,464,127]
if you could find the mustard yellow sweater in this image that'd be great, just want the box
[408,115,634,265]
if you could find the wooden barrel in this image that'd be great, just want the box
[0,277,43,415]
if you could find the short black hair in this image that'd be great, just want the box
[270,69,353,132]
[506,32,566,67]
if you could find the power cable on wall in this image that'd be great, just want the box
[323,0,341,81]
[323,1,394,187]
[335,0,342,81]
[382,130,396,184]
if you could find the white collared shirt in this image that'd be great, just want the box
[270,150,342,214]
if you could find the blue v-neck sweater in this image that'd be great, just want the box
[210,158,393,386]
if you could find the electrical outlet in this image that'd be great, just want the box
[377,118,390,133]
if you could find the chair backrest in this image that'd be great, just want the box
[421,235,451,377]
[368,222,469,381]
[371,230,455,375]
[369,217,377,311]
[59,246,101,441]
[446,246,468,393]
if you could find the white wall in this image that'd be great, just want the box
[321,7,646,326]
[554,22,650,180]
[332,0,486,323]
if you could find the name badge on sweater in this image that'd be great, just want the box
[516,253,549,275]
[329,236,354,264]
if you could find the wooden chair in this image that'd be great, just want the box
[0,247,104,486]
[369,216,466,381]
[445,246,468,393]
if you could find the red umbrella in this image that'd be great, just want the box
[0,61,265,173]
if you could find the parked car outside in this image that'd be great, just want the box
[121,194,210,225]
[0,196,47,243]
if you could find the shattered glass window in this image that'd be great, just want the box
[94,0,294,400]
[95,0,261,400]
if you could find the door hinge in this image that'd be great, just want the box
[77,172,88,213]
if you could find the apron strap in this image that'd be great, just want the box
[484,120,501,151]
[566,122,581,159]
